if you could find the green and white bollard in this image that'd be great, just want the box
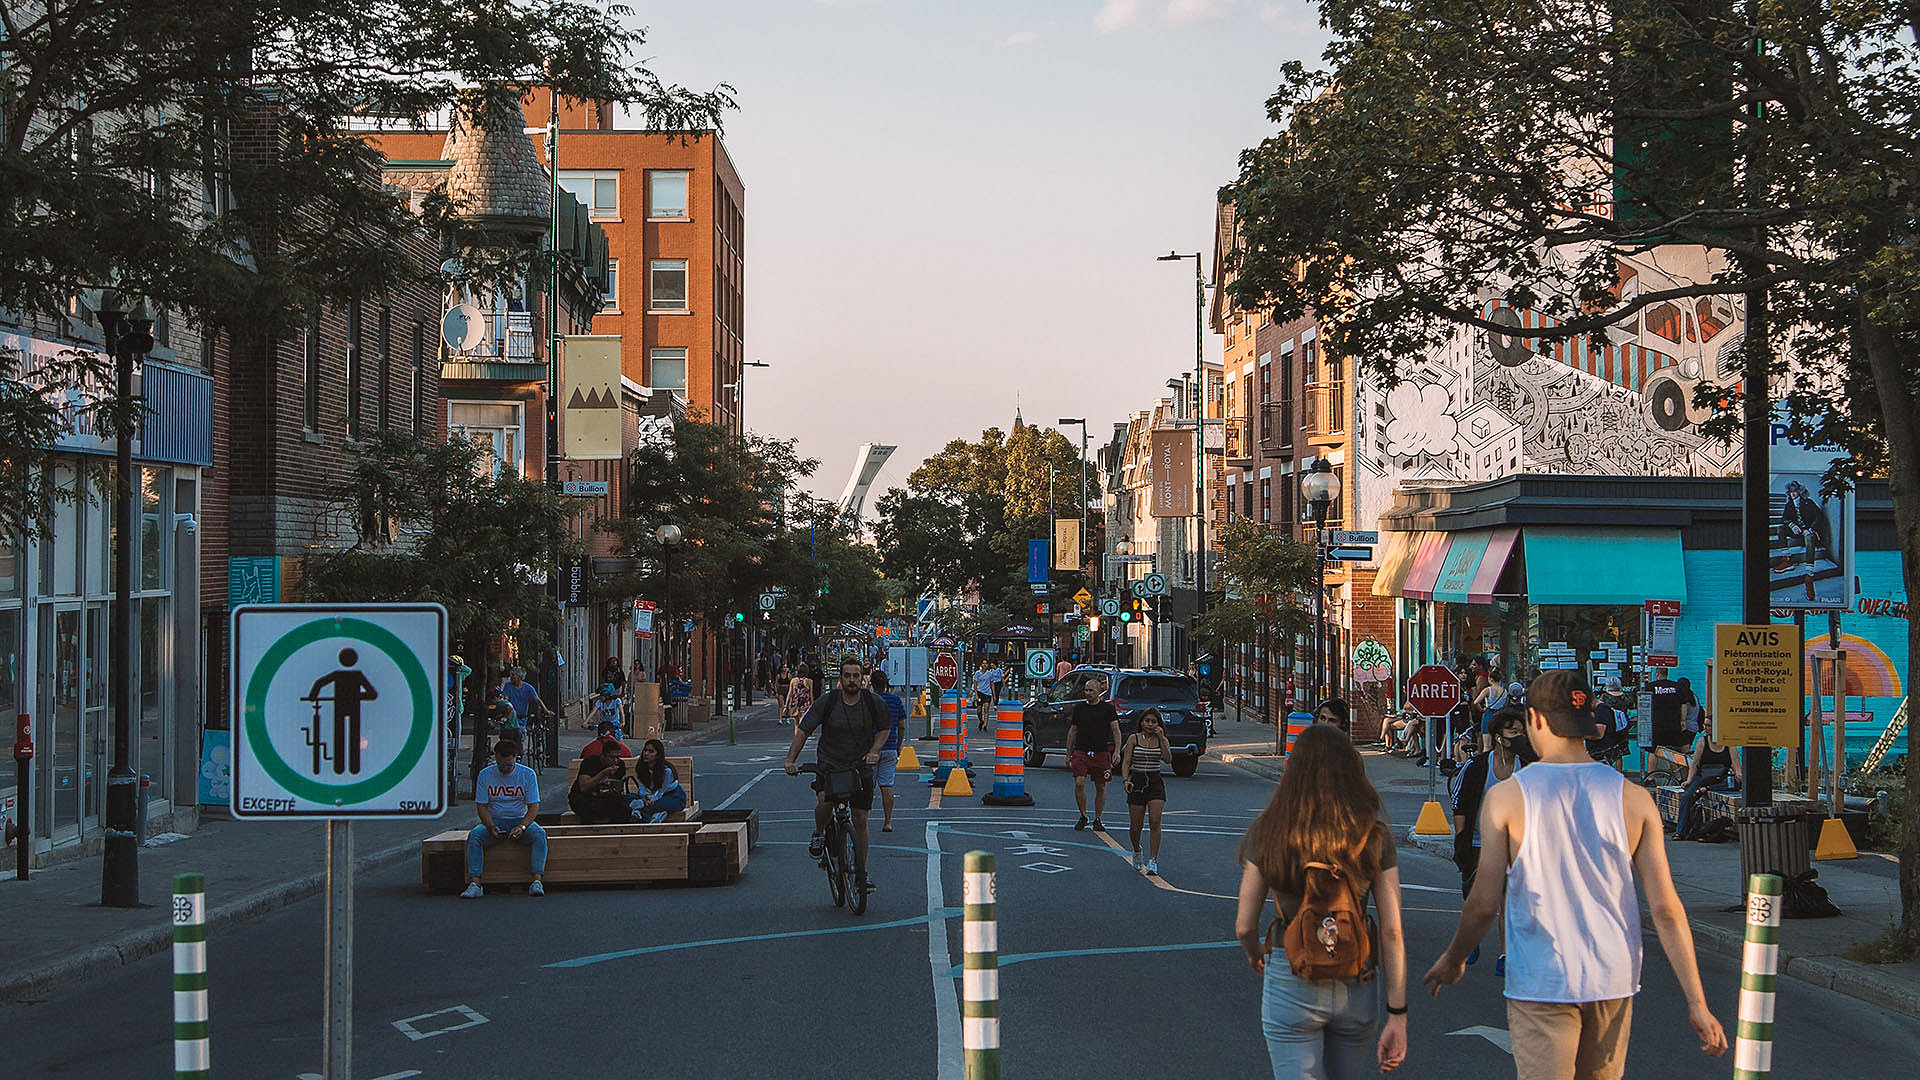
[1735,872,1783,1080]
[172,872,209,1079]
[962,851,1000,1080]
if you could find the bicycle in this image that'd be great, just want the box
[796,763,870,916]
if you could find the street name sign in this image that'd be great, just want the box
[1713,623,1802,747]
[931,651,961,692]
[1406,664,1463,720]
[1025,648,1056,680]
[231,604,447,818]
[1330,530,1379,545]
[1326,546,1374,561]
[561,480,610,496]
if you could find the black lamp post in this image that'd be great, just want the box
[1301,457,1338,709]
[656,523,682,686]
[98,300,154,908]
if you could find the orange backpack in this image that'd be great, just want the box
[1273,848,1376,981]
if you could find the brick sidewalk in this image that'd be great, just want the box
[0,705,770,1002]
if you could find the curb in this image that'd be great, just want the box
[1397,826,1920,1020]
[1208,750,1283,782]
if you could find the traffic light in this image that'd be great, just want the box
[732,612,745,624]
[1118,604,1133,624]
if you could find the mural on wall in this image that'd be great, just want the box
[1356,247,1746,527]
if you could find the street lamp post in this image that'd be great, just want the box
[1157,252,1208,665]
[1301,458,1338,709]
[656,524,682,700]
[98,301,154,908]
[1114,539,1133,666]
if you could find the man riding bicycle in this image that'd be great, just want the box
[785,658,891,896]
[498,666,552,733]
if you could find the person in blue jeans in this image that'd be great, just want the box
[869,669,908,833]
[464,741,546,898]
[1236,725,1408,1078]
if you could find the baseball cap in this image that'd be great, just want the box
[1527,670,1595,737]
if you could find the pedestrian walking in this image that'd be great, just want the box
[1120,708,1171,874]
[871,669,908,833]
[1449,705,1528,975]
[1236,724,1408,1078]
[785,667,814,724]
[1424,671,1727,1080]
[1065,674,1121,832]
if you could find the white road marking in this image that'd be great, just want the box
[391,1004,488,1041]
[1020,861,1074,874]
[927,823,962,1080]
[301,1073,421,1080]
[712,767,781,811]
[1447,1025,1513,1054]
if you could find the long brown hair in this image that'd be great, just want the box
[1240,724,1385,892]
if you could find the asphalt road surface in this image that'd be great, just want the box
[3,713,1915,1078]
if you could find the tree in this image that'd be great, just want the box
[0,0,735,539]
[298,431,580,680]
[1227,0,1920,944]
[1195,519,1317,716]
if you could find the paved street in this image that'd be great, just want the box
[2,713,1914,1079]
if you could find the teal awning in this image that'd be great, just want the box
[1523,526,1686,605]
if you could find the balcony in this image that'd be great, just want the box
[1224,415,1253,465]
[1304,381,1346,446]
[1259,401,1294,452]
[445,310,537,362]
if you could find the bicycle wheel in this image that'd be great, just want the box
[850,867,869,916]
[826,824,849,908]
[832,821,855,909]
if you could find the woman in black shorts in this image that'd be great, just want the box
[1121,708,1173,876]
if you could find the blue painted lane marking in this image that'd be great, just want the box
[547,908,963,969]
[942,940,1241,977]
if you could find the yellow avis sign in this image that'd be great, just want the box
[1712,623,1802,747]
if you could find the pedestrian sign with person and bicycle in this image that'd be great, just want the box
[230,604,447,818]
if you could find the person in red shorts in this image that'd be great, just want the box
[1066,674,1123,832]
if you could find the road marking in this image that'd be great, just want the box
[927,822,962,1080]
[928,786,942,810]
[944,940,1240,976]
[546,909,961,969]
[1447,1025,1513,1054]
[1087,827,1238,900]
[391,1004,487,1041]
[301,1073,421,1080]
[1400,882,1457,894]
[712,767,780,811]
[1005,843,1069,857]
[1020,861,1073,874]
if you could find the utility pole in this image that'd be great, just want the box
[544,76,564,765]
[100,304,153,908]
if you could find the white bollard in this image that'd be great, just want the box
[962,851,1000,1079]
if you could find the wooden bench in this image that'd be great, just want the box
[420,818,752,891]
[1655,785,1814,831]
[553,754,698,824]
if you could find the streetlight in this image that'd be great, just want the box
[1156,251,1207,665]
[97,297,153,908]
[1301,457,1339,708]
[655,524,682,694]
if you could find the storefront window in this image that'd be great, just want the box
[0,538,18,599]
[1532,604,1643,688]
[0,608,19,716]
[140,469,167,591]
[139,596,167,802]
[43,466,79,596]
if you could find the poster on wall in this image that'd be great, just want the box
[1769,416,1854,611]
[197,729,232,806]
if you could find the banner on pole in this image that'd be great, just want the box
[1150,430,1193,517]
[560,335,623,460]
[1052,518,1082,571]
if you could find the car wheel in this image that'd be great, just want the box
[1171,753,1199,778]
[1022,724,1045,768]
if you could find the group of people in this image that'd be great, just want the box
[1237,670,1728,1079]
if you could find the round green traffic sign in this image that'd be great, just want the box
[242,617,434,806]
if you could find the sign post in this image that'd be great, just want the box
[230,603,446,1080]
[1406,664,1463,835]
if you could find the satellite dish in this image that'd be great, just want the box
[441,303,486,352]
[440,256,466,278]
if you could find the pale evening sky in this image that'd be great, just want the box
[623,1,1329,502]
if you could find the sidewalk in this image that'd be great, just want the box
[0,704,770,1003]
[1205,719,1920,1018]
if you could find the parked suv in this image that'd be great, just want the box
[1021,666,1209,777]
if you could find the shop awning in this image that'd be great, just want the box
[1370,531,1426,597]
[1431,527,1521,604]
[1524,526,1686,604]
[1401,533,1454,600]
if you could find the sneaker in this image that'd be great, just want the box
[809,830,826,858]
[1075,815,1089,831]
[1145,859,1158,876]
[528,880,545,897]
[1466,946,1481,965]
[1132,850,1144,871]
[1091,818,1107,833]
[460,882,483,899]
[860,875,876,894]
[1495,954,1506,977]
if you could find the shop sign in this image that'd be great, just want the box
[1712,623,1802,747]
[1645,599,1680,667]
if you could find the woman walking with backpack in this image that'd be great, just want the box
[1236,724,1409,1077]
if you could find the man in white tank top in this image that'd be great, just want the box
[1422,671,1727,1080]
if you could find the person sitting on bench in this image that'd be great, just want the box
[569,736,632,824]
[627,738,687,823]
[582,719,631,762]
[463,740,546,899]
[1673,724,1743,841]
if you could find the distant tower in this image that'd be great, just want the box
[837,443,897,523]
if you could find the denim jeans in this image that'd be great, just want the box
[1261,961,1378,1079]
[467,817,547,878]
[1675,768,1731,838]
[630,788,687,822]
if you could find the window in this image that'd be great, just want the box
[1278,347,1294,449]
[410,324,424,435]
[302,318,321,431]
[602,259,619,308]
[558,170,619,219]
[1257,359,1272,443]
[649,259,688,312]
[448,402,524,477]
[650,347,687,393]
[377,306,391,432]
[649,170,689,218]
[345,300,362,438]
[1260,478,1271,523]
[1242,478,1254,519]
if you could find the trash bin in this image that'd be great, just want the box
[1737,805,1809,890]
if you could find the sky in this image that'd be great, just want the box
[621,1,1330,502]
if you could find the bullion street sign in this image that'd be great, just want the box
[231,604,447,818]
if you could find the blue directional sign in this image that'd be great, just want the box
[1027,539,1050,584]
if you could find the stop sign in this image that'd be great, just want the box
[930,652,959,692]
[1406,664,1464,719]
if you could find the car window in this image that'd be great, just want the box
[1116,675,1197,702]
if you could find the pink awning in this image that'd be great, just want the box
[1468,527,1521,604]
[1402,533,1453,600]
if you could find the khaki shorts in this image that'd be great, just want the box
[1507,997,1633,1080]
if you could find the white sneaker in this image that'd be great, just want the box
[1132,851,1144,871]
[528,880,545,897]
[1145,859,1159,876]
[460,882,483,899]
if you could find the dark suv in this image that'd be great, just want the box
[1021,666,1209,777]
